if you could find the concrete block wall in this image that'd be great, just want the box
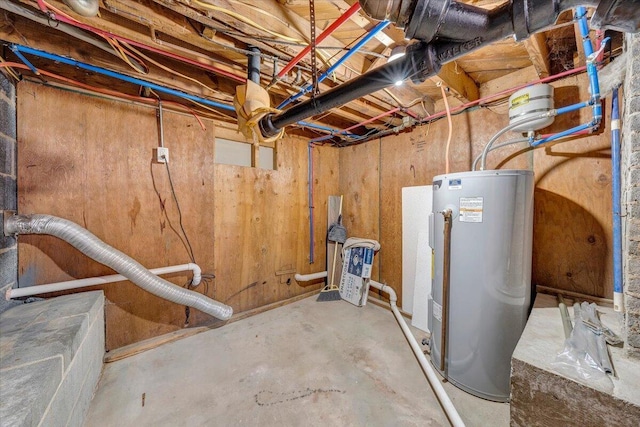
[0,72,18,315]
[623,32,640,358]
[0,291,105,426]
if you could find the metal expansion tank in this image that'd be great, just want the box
[428,169,534,402]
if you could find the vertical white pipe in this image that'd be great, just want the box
[369,280,465,427]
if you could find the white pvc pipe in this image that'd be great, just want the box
[368,280,465,427]
[6,263,201,300]
[295,271,328,282]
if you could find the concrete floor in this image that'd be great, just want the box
[85,296,509,426]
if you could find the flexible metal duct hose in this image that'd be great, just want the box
[4,214,233,320]
[62,0,99,17]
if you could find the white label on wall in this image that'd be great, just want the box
[433,301,442,322]
[459,197,484,223]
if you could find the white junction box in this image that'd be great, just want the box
[339,246,374,307]
[155,147,169,163]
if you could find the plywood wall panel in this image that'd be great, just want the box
[532,74,612,298]
[17,82,338,349]
[339,141,380,254]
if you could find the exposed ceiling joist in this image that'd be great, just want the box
[523,32,551,78]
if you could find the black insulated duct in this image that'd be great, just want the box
[259,0,639,139]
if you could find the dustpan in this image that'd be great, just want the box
[327,214,347,244]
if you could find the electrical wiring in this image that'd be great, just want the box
[0,56,20,80]
[226,0,309,41]
[105,37,149,74]
[341,64,594,145]
[36,0,246,83]
[202,27,388,58]
[123,43,220,96]
[0,60,208,130]
[191,0,304,43]
[163,160,196,264]
[440,84,453,174]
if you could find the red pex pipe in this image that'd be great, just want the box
[37,0,246,83]
[277,2,361,79]
[420,65,588,123]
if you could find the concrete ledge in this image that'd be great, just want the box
[0,291,105,426]
[510,294,640,426]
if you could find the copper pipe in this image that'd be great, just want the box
[440,209,453,373]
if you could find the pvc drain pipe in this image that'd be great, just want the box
[6,263,202,299]
[294,271,328,282]
[4,214,232,320]
[368,280,465,427]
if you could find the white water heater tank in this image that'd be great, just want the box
[508,84,555,132]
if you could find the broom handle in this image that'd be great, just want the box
[329,195,343,287]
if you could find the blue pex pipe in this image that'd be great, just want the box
[575,7,602,123]
[12,44,352,136]
[538,8,603,147]
[11,44,236,112]
[576,7,594,57]
[278,20,390,109]
[556,101,591,115]
[612,87,623,311]
[531,122,593,146]
[10,46,40,75]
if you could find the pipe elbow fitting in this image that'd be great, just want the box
[359,0,413,27]
[189,263,202,287]
[62,0,99,17]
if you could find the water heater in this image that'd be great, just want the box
[428,169,534,402]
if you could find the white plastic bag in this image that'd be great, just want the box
[551,302,613,393]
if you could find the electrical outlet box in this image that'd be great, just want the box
[155,147,169,163]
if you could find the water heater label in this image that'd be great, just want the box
[433,301,442,322]
[448,179,462,190]
[459,197,483,223]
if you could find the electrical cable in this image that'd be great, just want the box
[123,42,219,95]
[163,160,196,264]
[471,137,530,171]
[36,0,246,83]
[191,0,303,43]
[440,83,453,174]
[0,60,208,129]
[105,37,149,74]
[0,56,20,80]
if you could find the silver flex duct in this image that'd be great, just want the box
[4,214,233,320]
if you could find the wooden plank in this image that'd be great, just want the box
[431,62,479,103]
[104,327,210,363]
[104,286,320,362]
[478,65,539,98]
[522,32,551,78]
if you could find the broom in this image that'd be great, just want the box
[317,196,347,302]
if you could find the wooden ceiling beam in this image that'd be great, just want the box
[478,65,539,98]
[429,62,479,103]
[522,32,551,78]
[142,0,407,122]
[25,0,405,127]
